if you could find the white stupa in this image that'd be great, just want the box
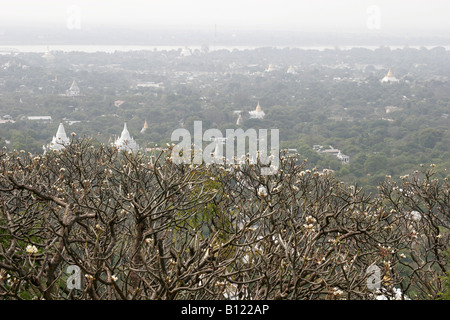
[249,101,265,119]
[114,122,140,152]
[236,113,243,126]
[286,65,296,74]
[66,79,81,96]
[265,64,275,72]
[381,68,399,83]
[42,51,55,61]
[44,122,70,152]
[180,46,192,57]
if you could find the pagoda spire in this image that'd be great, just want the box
[140,119,149,133]
[387,68,393,77]
[114,122,139,152]
[43,122,70,153]
[255,101,262,113]
[236,113,242,126]
[381,67,399,83]
[249,101,265,119]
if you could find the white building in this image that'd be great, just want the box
[316,145,350,164]
[236,113,243,126]
[42,51,55,61]
[66,79,81,96]
[28,116,52,123]
[44,122,70,152]
[286,65,296,74]
[249,101,265,119]
[180,46,192,57]
[114,122,140,152]
[337,151,350,164]
[265,64,275,72]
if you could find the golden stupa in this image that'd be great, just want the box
[249,101,265,119]
[255,101,262,112]
[140,119,149,133]
[381,67,399,83]
[386,68,393,77]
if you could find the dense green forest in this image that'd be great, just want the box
[0,46,449,193]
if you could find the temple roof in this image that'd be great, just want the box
[69,80,80,91]
[114,122,139,152]
[120,122,132,141]
[44,122,70,152]
[55,122,68,142]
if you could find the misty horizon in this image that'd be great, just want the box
[1,1,450,47]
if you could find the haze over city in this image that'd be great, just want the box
[1,0,450,46]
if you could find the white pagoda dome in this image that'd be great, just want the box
[381,68,399,83]
[249,101,265,119]
[114,122,140,152]
[44,122,70,152]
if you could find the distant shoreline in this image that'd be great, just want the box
[1,44,450,54]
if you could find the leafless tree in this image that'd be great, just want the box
[377,167,450,299]
[0,140,448,300]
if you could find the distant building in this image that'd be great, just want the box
[236,113,243,126]
[0,115,15,124]
[337,151,350,164]
[136,82,163,88]
[114,122,140,152]
[66,79,81,96]
[140,119,149,133]
[385,106,402,114]
[114,100,125,108]
[249,101,265,119]
[381,68,399,83]
[286,65,296,74]
[44,122,70,152]
[265,64,275,72]
[180,46,192,57]
[315,145,349,164]
[42,51,55,61]
[28,116,52,123]
[313,145,322,151]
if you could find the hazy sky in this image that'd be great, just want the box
[1,0,450,36]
